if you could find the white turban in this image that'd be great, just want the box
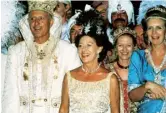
[108,0,135,25]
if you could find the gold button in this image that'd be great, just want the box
[54,76,58,79]
[24,63,28,67]
[54,103,57,107]
[32,100,35,103]
[44,99,47,102]
[23,102,26,105]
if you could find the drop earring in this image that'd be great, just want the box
[97,53,99,58]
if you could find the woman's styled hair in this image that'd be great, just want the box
[75,9,112,62]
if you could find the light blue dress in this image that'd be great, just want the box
[128,50,166,113]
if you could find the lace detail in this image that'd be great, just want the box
[67,72,112,113]
[145,49,166,85]
[160,101,166,113]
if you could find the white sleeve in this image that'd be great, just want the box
[2,46,20,113]
[1,53,7,96]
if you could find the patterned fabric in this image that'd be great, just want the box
[109,64,138,113]
[122,81,129,113]
[128,50,166,113]
[67,72,112,113]
[2,40,81,113]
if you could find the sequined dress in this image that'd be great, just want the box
[67,72,112,113]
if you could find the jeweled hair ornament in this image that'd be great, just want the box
[137,0,166,24]
[113,27,136,44]
[84,22,91,34]
[145,5,166,21]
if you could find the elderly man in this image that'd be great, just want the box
[2,1,81,113]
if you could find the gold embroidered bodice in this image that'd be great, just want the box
[67,72,112,113]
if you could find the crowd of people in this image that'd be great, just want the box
[1,0,166,113]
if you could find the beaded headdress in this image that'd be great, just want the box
[137,0,166,24]
[113,27,136,43]
[28,0,57,16]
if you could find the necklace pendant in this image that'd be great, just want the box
[37,50,46,60]
[154,73,164,84]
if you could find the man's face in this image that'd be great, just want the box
[66,8,72,20]
[29,10,53,39]
[54,2,71,18]
[111,10,128,29]
[55,2,66,17]
[134,25,145,49]
[96,4,107,21]
[70,24,82,43]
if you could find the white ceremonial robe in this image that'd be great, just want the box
[2,40,81,113]
[1,53,7,96]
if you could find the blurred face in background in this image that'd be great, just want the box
[111,10,128,29]
[54,2,71,19]
[96,4,107,21]
[116,34,134,61]
[134,25,146,49]
[70,24,83,43]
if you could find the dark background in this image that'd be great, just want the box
[20,1,141,24]
[71,1,141,18]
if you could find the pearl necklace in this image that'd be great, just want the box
[82,63,101,74]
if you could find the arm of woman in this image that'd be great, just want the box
[128,84,148,102]
[129,81,166,101]
[128,50,146,102]
[128,51,166,101]
[110,74,120,113]
[144,81,166,99]
[59,74,69,113]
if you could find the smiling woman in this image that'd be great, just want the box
[128,5,166,113]
[109,27,137,113]
[59,9,120,113]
